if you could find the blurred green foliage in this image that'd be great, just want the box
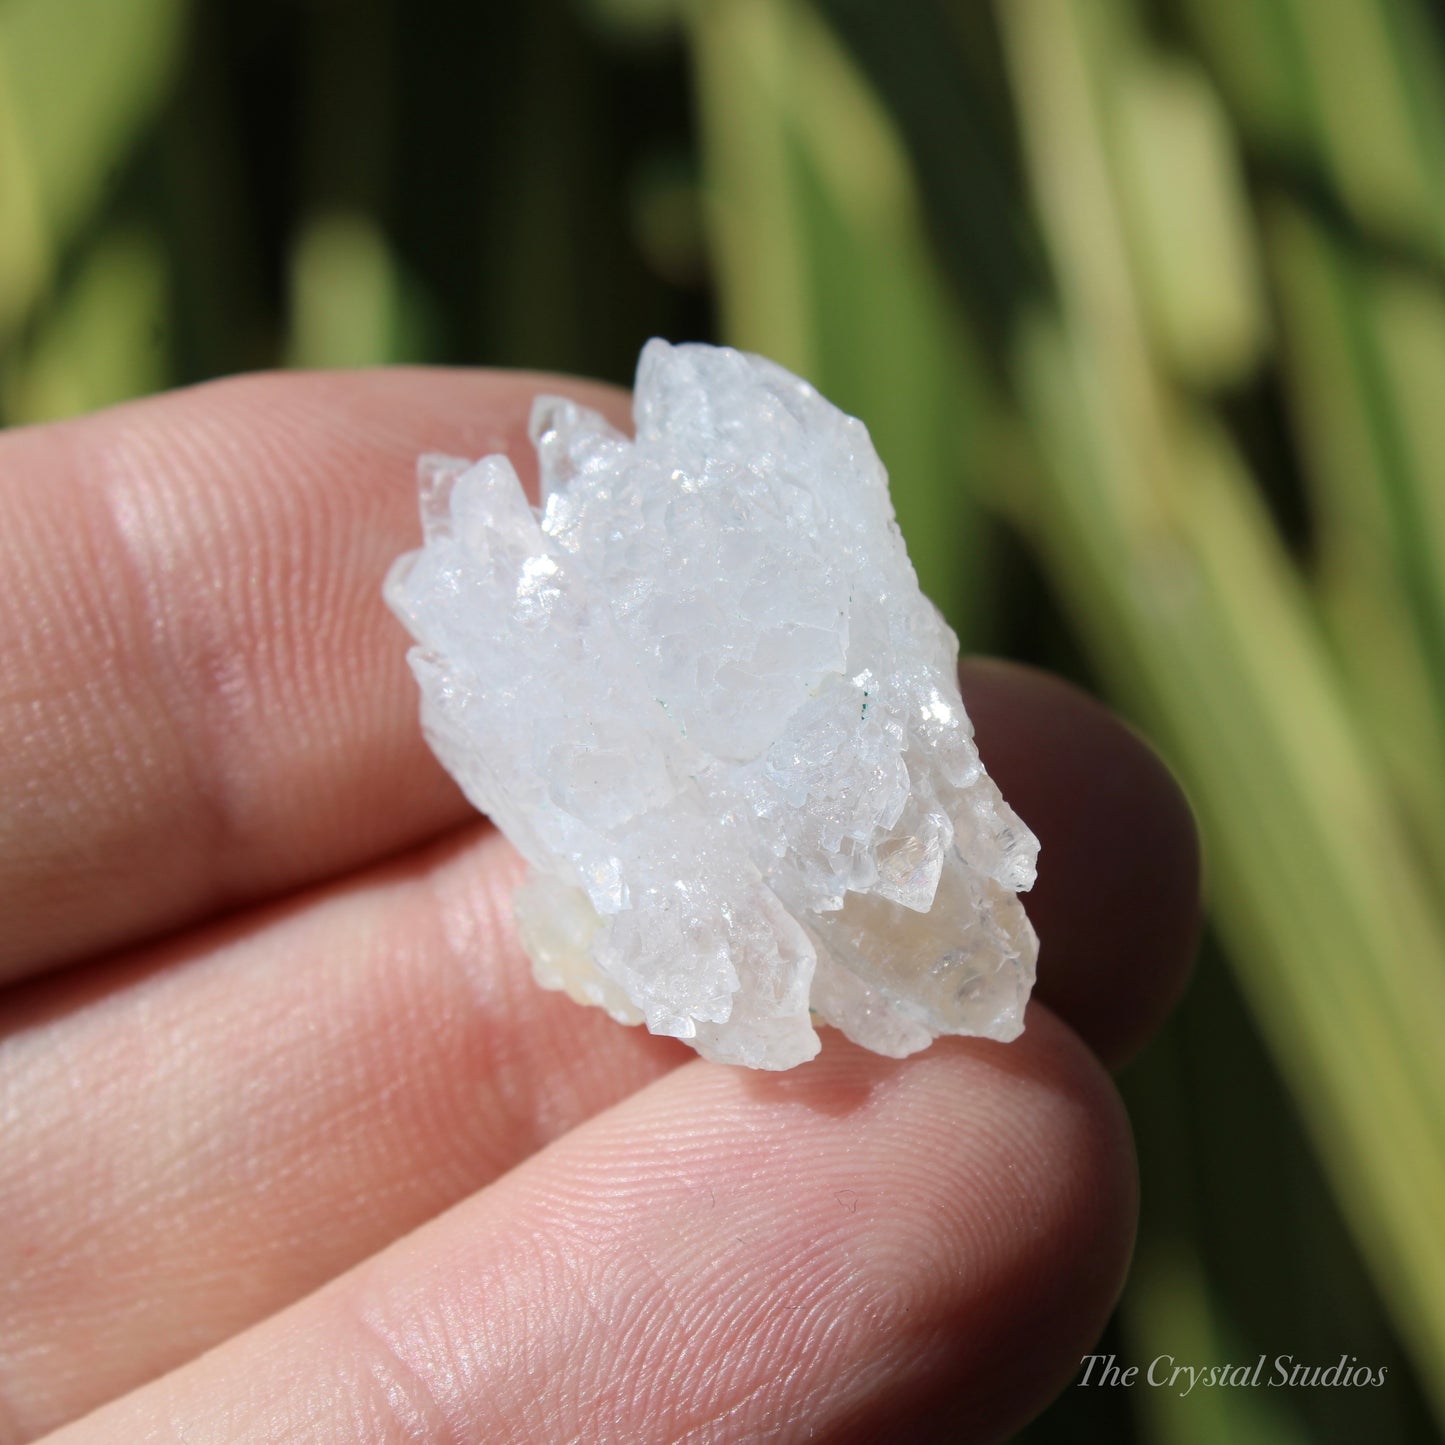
[2,0,1443,1438]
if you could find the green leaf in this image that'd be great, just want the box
[2,221,169,422]
[999,0,1445,1423]
[0,0,188,335]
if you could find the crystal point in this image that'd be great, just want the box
[385,340,1039,1069]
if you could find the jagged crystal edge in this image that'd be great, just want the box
[385,339,1039,1070]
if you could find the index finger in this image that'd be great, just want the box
[0,368,631,983]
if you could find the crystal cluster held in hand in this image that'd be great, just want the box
[385,340,1039,1069]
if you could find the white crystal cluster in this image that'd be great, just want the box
[385,340,1039,1069]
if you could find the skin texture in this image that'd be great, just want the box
[0,370,1200,1445]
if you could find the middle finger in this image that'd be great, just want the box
[0,823,689,1440]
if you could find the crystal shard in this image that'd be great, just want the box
[385,340,1039,1069]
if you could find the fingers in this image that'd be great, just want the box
[0,825,688,1440]
[0,659,1194,1436]
[0,369,630,983]
[960,659,1201,1067]
[43,1014,1136,1445]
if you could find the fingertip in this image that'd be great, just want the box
[820,1011,1139,1441]
[537,1011,1139,1444]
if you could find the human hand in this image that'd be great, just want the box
[0,371,1199,1444]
